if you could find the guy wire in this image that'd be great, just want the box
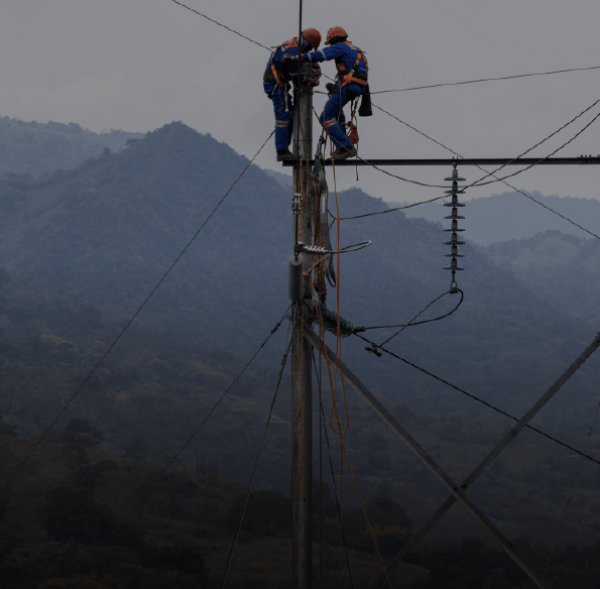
[355,333,600,468]
[70,306,291,589]
[219,338,292,589]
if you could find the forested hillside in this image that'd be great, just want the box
[481,229,600,325]
[0,121,599,551]
[3,428,597,588]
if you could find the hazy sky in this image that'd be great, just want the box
[3,0,600,206]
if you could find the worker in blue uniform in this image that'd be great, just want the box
[263,29,322,162]
[294,26,369,160]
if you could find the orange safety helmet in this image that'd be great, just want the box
[325,26,348,45]
[302,28,321,50]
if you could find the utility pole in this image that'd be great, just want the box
[291,24,314,589]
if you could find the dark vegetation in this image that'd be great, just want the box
[1,429,599,588]
[481,229,600,325]
[0,120,599,585]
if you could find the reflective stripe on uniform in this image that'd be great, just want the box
[324,119,337,128]
[276,121,290,127]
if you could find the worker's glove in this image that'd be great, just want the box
[282,54,300,62]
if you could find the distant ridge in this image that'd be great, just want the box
[0,116,143,178]
[402,190,600,244]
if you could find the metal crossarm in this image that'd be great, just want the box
[303,325,551,589]
[283,156,600,167]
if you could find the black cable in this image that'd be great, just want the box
[219,339,292,589]
[362,289,464,332]
[467,98,600,186]
[470,103,600,188]
[367,64,600,95]
[70,306,291,589]
[345,104,600,240]
[504,182,600,240]
[365,103,600,239]
[350,97,600,192]
[170,0,271,52]
[0,129,275,499]
[313,352,355,589]
[311,106,450,197]
[339,195,448,220]
[377,290,461,348]
[169,0,337,86]
[355,333,600,468]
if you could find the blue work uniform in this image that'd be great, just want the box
[263,38,312,152]
[303,41,368,149]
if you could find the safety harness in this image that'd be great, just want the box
[264,38,321,93]
[336,41,368,87]
[264,38,299,89]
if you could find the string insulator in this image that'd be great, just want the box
[319,305,362,338]
[443,164,465,275]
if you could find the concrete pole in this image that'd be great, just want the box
[291,60,313,589]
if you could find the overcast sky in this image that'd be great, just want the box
[3,0,600,206]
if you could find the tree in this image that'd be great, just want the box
[0,414,17,437]
[45,487,117,544]
[62,417,104,446]
[343,497,411,557]
[227,490,291,537]
[144,548,208,588]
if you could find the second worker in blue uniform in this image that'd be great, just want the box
[294,26,370,160]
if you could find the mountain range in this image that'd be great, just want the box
[0,120,599,549]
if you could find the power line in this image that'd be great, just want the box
[169,0,271,52]
[362,289,463,333]
[505,184,600,240]
[368,290,463,350]
[169,0,600,106]
[355,333,600,468]
[170,0,600,217]
[368,64,600,95]
[344,103,600,239]
[220,339,292,589]
[470,103,600,188]
[467,98,600,186]
[352,97,600,191]
[0,129,275,498]
[71,307,290,589]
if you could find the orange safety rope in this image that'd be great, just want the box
[330,144,355,589]
[342,443,393,589]
[316,107,391,589]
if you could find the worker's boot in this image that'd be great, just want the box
[277,149,296,162]
[333,145,357,160]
